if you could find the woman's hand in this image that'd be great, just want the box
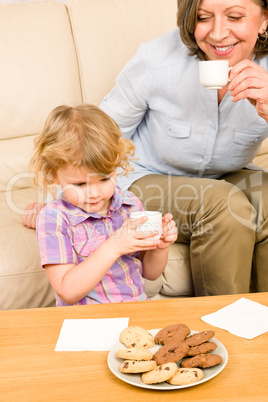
[156,213,178,250]
[22,202,46,229]
[229,59,268,123]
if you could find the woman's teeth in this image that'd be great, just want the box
[214,45,233,52]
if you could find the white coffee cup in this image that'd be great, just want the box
[199,60,232,89]
[130,211,162,240]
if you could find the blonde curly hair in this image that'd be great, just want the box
[30,104,135,189]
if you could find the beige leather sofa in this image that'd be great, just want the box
[1,0,267,310]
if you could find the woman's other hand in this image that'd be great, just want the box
[229,59,268,123]
[22,202,46,229]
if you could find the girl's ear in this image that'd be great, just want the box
[46,171,58,184]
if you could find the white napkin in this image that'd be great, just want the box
[201,297,268,339]
[55,317,129,351]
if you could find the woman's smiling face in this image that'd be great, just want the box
[194,0,268,65]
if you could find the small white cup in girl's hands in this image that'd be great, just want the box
[130,211,162,239]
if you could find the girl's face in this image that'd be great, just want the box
[194,0,268,65]
[55,164,117,216]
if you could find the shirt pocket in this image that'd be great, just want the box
[163,119,191,139]
[73,234,107,258]
[154,115,191,164]
[231,130,264,169]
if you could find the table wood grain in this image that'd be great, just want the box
[0,293,267,401]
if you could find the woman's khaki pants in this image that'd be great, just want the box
[129,169,268,296]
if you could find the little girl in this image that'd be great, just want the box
[30,104,177,306]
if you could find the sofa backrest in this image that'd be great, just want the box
[0,0,177,193]
[68,0,177,105]
[0,1,82,192]
[1,0,267,197]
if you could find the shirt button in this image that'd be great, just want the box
[255,137,260,143]
[210,122,216,129]
[165,124,171,131]
[127,278,133,285]
[106,217,111,223]
[203,156,209,162]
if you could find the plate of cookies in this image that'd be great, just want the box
[107,324,228,390]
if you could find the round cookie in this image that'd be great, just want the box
[164,324,191,345]
[155,324,190,345]
[120,359,157,373]
[119,326,154,349]
[142,362,178,384]
[153,342,189,365]
[116,348,153,361]
[167,368,204,385]
[184,330,215,347]
[187,341,217,356]
[181,353,222,368]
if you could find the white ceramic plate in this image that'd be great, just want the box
[107,329,228,390]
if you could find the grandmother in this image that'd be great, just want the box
[100,0,268,295]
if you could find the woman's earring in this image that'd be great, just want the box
[258,30,268,43]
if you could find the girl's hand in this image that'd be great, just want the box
[229,59,268,123]
[110,216,160,256]
[156,213,178,250]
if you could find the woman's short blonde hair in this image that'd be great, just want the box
[177,0,268,60]
[30,104,135,189]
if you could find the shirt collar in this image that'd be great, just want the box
[57,186,136,226]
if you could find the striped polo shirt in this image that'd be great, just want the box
[36,186,149,306]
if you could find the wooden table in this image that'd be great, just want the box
[0,293,267,401]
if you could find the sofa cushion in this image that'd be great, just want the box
[0,0,82,189]
[68,0,177,105]
[0,188,55,310]
[145,243,193,299]
[0,136,36,193]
